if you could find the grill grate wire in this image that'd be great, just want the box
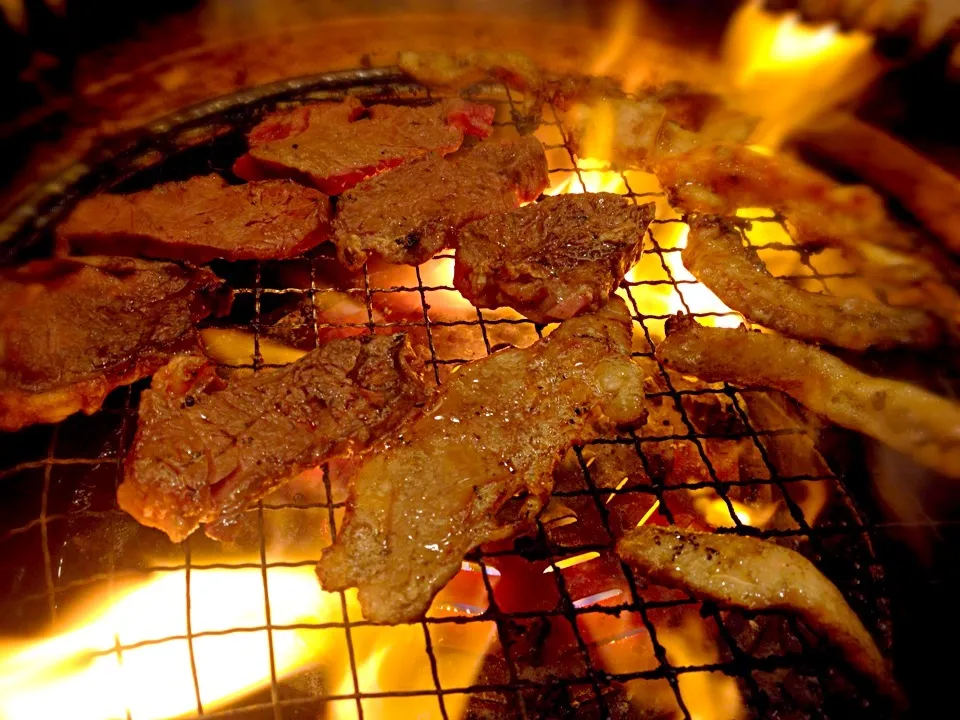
[0,69,912,719]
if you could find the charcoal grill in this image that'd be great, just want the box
[0,67,910,720]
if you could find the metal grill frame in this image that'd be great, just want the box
[0,68,901,720]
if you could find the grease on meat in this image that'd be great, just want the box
[119,335,425,542]
[317,298,646,623]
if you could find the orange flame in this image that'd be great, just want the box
[659,615,746,720]
[0,567,339,720]
[723,1,880,148]
[1,565,497,720]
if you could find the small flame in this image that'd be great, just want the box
[659,615,746,720]
[694,493,778,530]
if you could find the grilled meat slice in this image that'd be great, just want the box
[233,96,495,194]
[682,215,941,350]
[454,193,654,322]
[0,257,227,431]
[656,317,960,479]
[317,298,646,623]
[333,136,549,269]
[618,526,896,696]
[57,175,331,263]
[118,334,426,543]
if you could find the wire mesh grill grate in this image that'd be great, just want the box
[0,69,905,720]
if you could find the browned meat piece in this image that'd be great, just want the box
[454,193,654,323]
[0,257,227,431]
[57,175,331,263]
[618,526,897,697]
[682,215,941,350]
[118,334,426,543]
[656,316,960,479]
[333,136,549,269]
[317,298,646,623]
[233,96,495,194]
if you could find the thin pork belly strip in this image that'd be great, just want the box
[681,214,940,351]
[617,525,896,696]
[655,317,960,479]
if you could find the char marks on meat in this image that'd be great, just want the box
[234,96,495,194]
[118,334,426,543]
[0,257,227,431]
[682,215,941,350]
[316,298,646,623]
[618,525,896,697]
[333,135,550,269]
[57,175,331,263]
[455,193,654,322]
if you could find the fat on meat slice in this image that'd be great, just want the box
[57,175,331,263]
[317,298,646,623]
[233,96,495,194]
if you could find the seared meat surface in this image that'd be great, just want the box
[618,526,895,696]
[455,193,654,322]
[333,135,549,269]
[234,97,494,194]
[656,316,960,479]
[317,298,646,623]
[57,175,331,263]
[0,257,227,431]
[682,215,941,350]
[118,334,426,543]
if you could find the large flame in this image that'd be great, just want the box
[723,1,880,148]
[1,563,497,720]
[0,567,339,720]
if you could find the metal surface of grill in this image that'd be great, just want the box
[0,68,904,720]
